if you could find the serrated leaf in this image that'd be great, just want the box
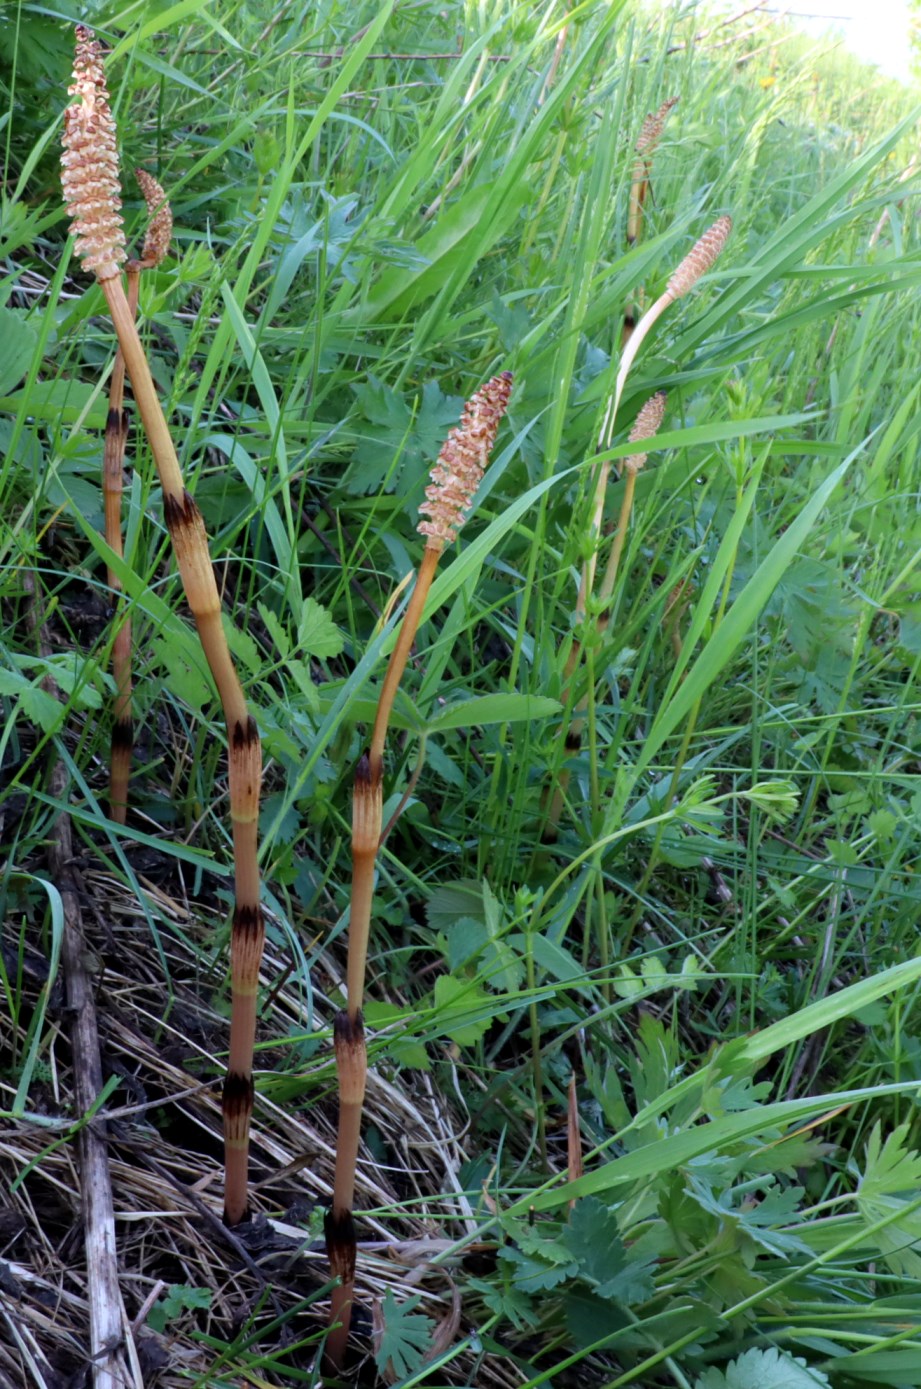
[426,879,484,934]
[446,917,489,971]
[498,1244,577,1293]
[472,1276,538,1330]
[222,614,261,672]
[389,1037,430,1070]
[259,793,301,846]
[432,975,493,1045]
[564,1288,630,1350]
[374,1289,433,1380]
[151,636,211,712]
[18,684,64,734]
[425,739,465,786]
[695,1346,831,1388]
[287,659,319,710]
[0,379,109,427]
[0,669,29,697]
[257,601,291,660]
[857,1123,921,1276]
[527,933,583,983]
[298,596,344,660]
[562,1198,655,1305]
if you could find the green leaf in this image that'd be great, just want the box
[636,448,855,779]
[696,1347,831,1389]
[498,1243,578,1293]
[388,1037,430,1070]
[528,933,584,984]
[0,306,37,394]
[222,613,261,673]
[857,1123,921,1276]
[297,597,344,660]
[517,1078,921,1216]
[151,636,211,713]
[562,1198,655,1304]
[432,975,493,1045]
[356,183,518,322]
[147,1283,213,1333]
[0,379,109,428]
[18,684,64,734]
[373,1289,433,1380]
[257,602,290,660]
[427,880,486,934]
[446,917,489,970]
[426,693,561,733]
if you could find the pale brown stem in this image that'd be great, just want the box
[567,1073,582,1210]
[104,267,140,823]
[627,158,650,245]
[564,468,639,759]
[538,15,569,106]
[369,544,442,770]
[327,541,442,1367]
[544,293,670,840]
[98,272,262,1228]
[596,468,638,622]
[326,1009,368,1373]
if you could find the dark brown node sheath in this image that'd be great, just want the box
[107,305,264,1228]
[325,1009,366,1370]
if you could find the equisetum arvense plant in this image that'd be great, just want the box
[61,27,263,1227]
[625,96,677,344]
[544,214,732,839]
[325,371,513,1369]
[105,167,172,824]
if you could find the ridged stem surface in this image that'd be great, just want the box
[104,267,139,823]
[99,272,262,1227]
[327,541,442,1369]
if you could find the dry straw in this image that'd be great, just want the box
[326,371,513,1370]
[62,27,262,1228]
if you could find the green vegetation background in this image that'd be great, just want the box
[3,1,921,1386]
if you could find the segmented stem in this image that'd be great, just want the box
[104,267,139,823]
[326,372,512,1368]
[61,26,263,1223]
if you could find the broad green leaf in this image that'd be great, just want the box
[432,975,493,1046]
[0,379,108,428]
[696,1347,831,1389]
[857,1124,921,1277]
[374,1290,433,1380]
[426,693,561,733]
[0,306,37,394]
[298,597,344,660]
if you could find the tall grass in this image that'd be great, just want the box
[3,1,921,1384]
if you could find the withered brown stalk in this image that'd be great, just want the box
[62,28,262,1228]
[325,372,513,1371]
